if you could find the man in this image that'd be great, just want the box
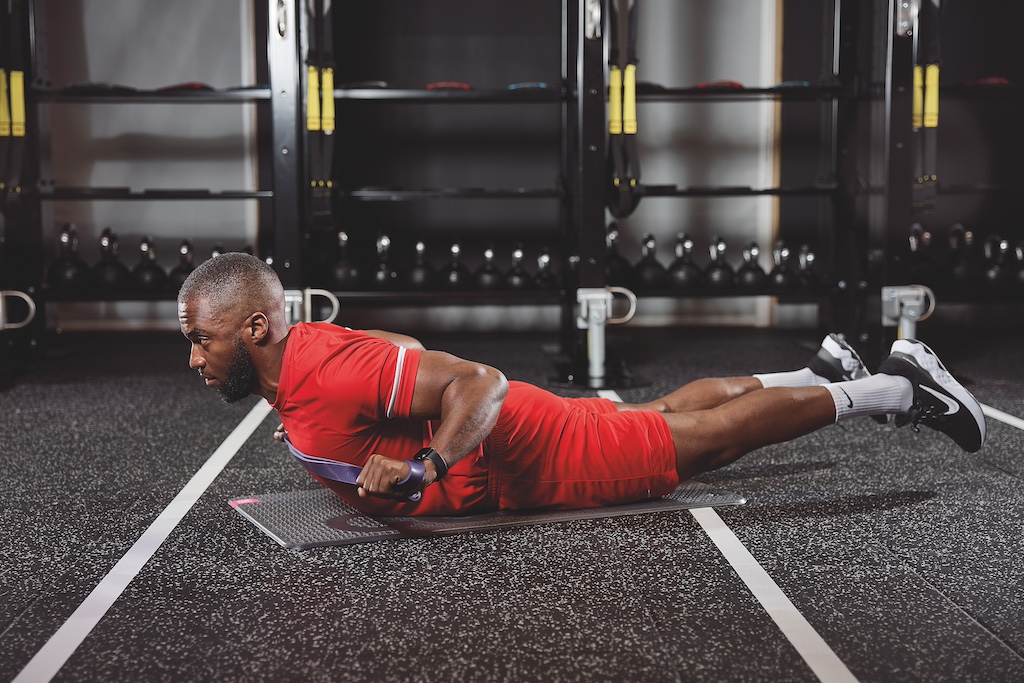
[177,253,986,517]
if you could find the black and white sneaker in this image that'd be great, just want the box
[807,333,871,383]
[877,339,986,453]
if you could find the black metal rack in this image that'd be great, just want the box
[19,0,303,301]
[293,0,588,332]
[21,0,1012,380]
[599,0,863,349]
[861,0,1024,363]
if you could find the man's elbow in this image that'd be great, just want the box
[479,364,509,402]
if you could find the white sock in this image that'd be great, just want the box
[754,367,829,389]
[824,374,913,422]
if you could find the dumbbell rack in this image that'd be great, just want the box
[18,0,1015,385]
[9,0,867,386]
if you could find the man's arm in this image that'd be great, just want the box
[355,350,509,499]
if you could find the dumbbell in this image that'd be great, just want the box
[736,241,767,289]
[47,224,93,295]
[535,248,559,289]
[474,245,504,290]
[505,245,532,290]
[93,228,132,294]
[703,236,734,290]
[634,233,669,291]
[1015,240,1024,289]
[443,242,472,290]
[769,240,796,291]
[605,224,633,288]
[945,223,979,287]
[407,241,437,290]
[797,244,818,288]
[132,237,168,293]
[168,240,196,293]
[329,231,360,290]
[371,234,399,290]
[982,234,1011,288]
[667,233,702,291]
[905,223,937,284]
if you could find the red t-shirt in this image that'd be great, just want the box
[272,323,678,516]
[271,323,492,515]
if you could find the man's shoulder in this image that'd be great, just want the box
[291,322,368,344]
[287,323,394,363]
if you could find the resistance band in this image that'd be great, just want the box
[283,435,424,502]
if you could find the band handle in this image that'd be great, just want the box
[393,459,426,495]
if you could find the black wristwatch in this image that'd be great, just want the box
[414,447,449,481]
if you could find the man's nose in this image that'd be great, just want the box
[188,345,205,371]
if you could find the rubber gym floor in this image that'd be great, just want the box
[2,325,1023,682]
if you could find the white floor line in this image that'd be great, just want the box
[13,399,274,683]
[690,507,859,682]
[597,388,859,683]
[981,403,1024,432]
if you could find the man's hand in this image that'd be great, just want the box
[356,452,437,499]
[273,423,287,443]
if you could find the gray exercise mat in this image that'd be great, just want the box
[229,480,746,549]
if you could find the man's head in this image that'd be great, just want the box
[177,253,288,402]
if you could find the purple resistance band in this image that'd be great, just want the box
[283,436,423,502]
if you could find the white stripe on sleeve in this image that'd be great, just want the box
[386,345,407,418]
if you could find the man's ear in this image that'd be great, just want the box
[248,312,271,345]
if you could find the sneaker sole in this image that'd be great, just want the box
[883,339,986,452]
[815,334,871,382]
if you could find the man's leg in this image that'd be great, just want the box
[662,339,985,480]
[616,333,869,414]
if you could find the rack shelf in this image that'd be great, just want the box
[637,82,843,102]
[38,188,274,201]
[640,183,838,198]
[333,86,567,103]
[338,187,564,201]
[32,86,272,103]
[330,290,564,306]
[627,286,835,301]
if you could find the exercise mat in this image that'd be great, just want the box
[229,480,746,549]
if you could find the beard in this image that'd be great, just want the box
[218,336,258,403]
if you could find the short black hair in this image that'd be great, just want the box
[177,252,283,316]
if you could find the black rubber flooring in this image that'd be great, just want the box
[2,325,1023,682]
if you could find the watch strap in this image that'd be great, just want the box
[414,447,449,480]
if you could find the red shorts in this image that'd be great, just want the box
[480,382,680,511]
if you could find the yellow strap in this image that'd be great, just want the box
[0,70,10,137]
[307,65,321,131]
[10,71,25,137]
[912,65,923,130]
[924,64,939,128]
[320,67,335,133]
[623,64,637,135]
[608,66,622,135]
